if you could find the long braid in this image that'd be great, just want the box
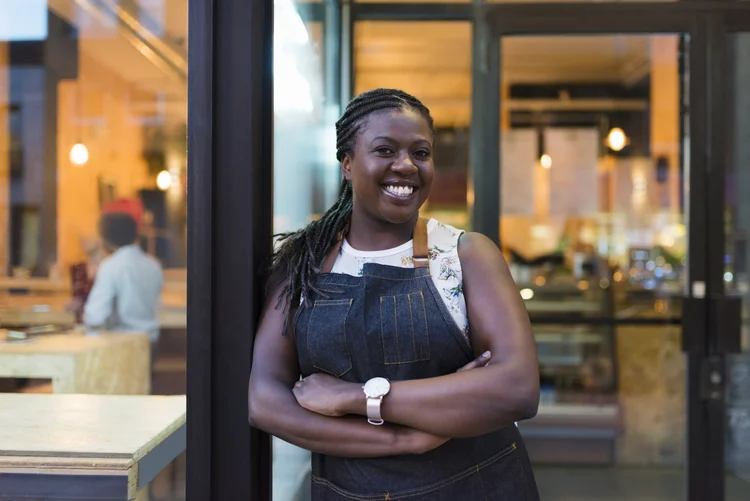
[269,89,434,322]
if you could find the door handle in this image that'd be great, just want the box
[682,296,707,354]
[712,295,742,354]
[681,296,742,354]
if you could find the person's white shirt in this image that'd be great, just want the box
[83,244,164,342]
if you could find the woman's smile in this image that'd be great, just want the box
[381,183,418,204]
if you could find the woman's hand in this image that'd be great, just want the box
[457,350,491,372]
[293,351,492,417]
[293,373,361,417]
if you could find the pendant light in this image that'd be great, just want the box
[70,79,88,166]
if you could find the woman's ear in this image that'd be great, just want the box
[341,155,353,182]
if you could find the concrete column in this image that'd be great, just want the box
[650,36,680,214]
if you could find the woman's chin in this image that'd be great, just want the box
[378,205,423,226]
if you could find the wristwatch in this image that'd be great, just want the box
[362,377,391,425]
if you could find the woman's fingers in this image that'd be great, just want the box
[456,351,491,372]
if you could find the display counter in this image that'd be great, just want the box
[517,278,685,466]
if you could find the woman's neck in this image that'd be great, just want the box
[346,210,418,252]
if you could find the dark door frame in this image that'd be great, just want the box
[704,8,750,499]
[186,0,274,500]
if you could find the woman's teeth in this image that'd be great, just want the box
[384,185,414,197]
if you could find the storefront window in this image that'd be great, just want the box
[0,1,187,499]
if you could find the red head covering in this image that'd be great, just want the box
[101,198,144,227]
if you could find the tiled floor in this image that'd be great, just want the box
[535,467,748,501]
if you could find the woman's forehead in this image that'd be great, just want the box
[358,108,432,139]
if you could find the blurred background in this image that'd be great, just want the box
[0,1,749,500]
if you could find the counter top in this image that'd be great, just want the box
[0,393,186,500]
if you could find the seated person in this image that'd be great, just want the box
[84,212,164,352]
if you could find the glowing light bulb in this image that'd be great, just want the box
[69,143,89,166]
[156,170,172,191]
[540,154,552,169]
[607,128,627,152]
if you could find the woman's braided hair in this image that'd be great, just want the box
[269,88,435,316]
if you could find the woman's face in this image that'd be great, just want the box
[342,108,434,225]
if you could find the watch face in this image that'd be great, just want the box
[364,377,390,398]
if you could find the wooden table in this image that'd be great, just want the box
[0,332,150,394]
[0,293,187,329]
[0,277,68,293]
[0,393,186,500]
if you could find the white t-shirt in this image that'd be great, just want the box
[331,218,469,341]
[84,244,164,341]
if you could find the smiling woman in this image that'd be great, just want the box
[249,88,541,501]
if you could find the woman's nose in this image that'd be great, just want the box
[391,153,418,174]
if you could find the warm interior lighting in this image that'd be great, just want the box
[606,127,627,152]
[69,143,89,166]
[156,170,172,191]
[540,154,552,169]
[520,288,534,300]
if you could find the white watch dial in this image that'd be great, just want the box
[363,377,390,398]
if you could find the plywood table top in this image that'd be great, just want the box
[0,292,186,329]
[0,394,186,500]
[0,331,142,355]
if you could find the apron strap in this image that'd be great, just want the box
[319,217,430,273]
[413,217,429,268]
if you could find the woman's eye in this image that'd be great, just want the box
[414,150,431,159]
[375,147,394,155]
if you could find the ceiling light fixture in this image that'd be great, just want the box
[606,127,628,152]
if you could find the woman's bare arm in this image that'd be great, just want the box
[296,232,539,438]
[248,279,447,458]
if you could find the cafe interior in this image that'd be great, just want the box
[0,1,748,501]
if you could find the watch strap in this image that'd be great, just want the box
[366,397,384,425]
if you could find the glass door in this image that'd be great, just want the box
[496,30,691,501]
[717,18,750,501]
[478,4,750,500]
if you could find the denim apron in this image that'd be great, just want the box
[295,219,540,501]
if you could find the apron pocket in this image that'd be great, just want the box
[307,298,353,377]
[379,292,431,365]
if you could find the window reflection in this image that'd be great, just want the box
[0,1,187,499]
[272,0,336,499]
